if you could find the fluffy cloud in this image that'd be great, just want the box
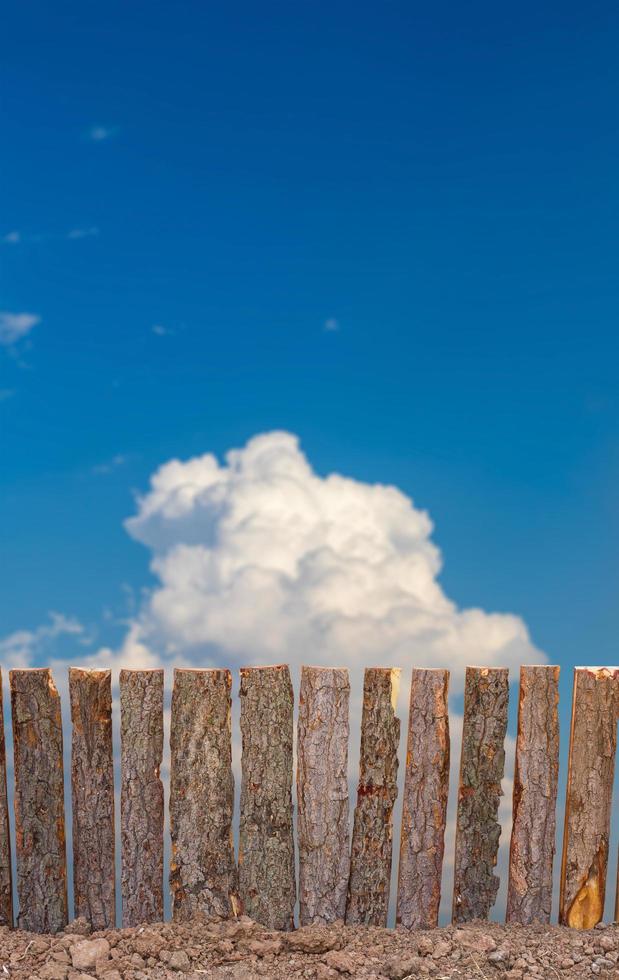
[0,311,40,346]
[124,431,542,685]
[1,434,539,922]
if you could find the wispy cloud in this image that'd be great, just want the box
[324,317,340,332]
[67,226,100,240]
[0,612,87,669]
[152,324,175,337]
[0,388,15,401]
[2,228,100,245]
[92,453,130,476]
[0,311,41,346]
[88,125,116,142]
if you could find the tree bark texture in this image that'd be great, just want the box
[0,671,12,928]
[297,666,350,926]
[559,666,619,928]
[346,667,400,926]
[396,668,450,929]
[239,665,295,930]
[170,668,239,920]
[452,666,509,924]
[10,668,68,933]
[120,669,164,927]
[506,665,560,925]
[69,668,116,930]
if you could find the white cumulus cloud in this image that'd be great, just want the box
[124,430,542,685]
[0,311,40,346]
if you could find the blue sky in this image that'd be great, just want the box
[1,0,619,920]
[3,0,618,671]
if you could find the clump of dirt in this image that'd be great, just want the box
[0,915,617,979]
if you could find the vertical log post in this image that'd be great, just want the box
[0,671,12,928]
[396,668,450,929]
[506,665,560,925]
[120,668,164,926]
[346,667,400,926]
[70,668,116,930]
[297,665,350,926]
[239,665,295,930]
[10,668,68,933]
[559,666,619,928]
[452,666,509,923]
[170,668,239,920]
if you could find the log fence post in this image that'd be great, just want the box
[120,668,164,926]
[506,665,560,925]
[70,668,116,930]
[169,668,239,920]
[452,666,509,923]
[297,665,350,926]
[239,665,295,930]
[10,668,68,933]
[559,666,619,928]
[346,667,400,926]
[0,671,12,928]
[396,668,450,929]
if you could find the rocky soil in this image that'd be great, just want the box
[0,916,618,979]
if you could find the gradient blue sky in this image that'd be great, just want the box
[3,0,618,676]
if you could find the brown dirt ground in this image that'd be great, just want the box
[0,916,618,979]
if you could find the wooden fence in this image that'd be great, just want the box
[0,664,617,934]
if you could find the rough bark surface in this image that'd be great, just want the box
[239,665,295,930]
[297,666,351,926]
[69,668,116,930]
[0,671,12,928]
[346,667,400,926]
[452,666,509,924]
[170,668,239,920]
[10,668,68,933]
[559,666,619,928]
[120,669,164,927]
[396,668,450,929]
[506,665,560,925]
